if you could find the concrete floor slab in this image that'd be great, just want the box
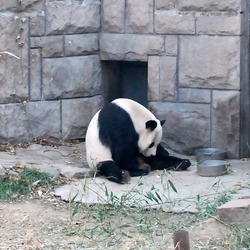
[54,159,250,212]
[0,143,249,212]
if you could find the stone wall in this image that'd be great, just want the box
[0,0,245,157]
[0,0,103,143]
[101,0,242,157]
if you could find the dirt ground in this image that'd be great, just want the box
[0,141,246,249]
[0,197,232,250]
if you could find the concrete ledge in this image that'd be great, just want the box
[217,199,250,227]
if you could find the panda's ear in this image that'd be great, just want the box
[160,120,166,126]
[145,120,157,131]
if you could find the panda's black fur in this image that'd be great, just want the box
[97,103,150,182]
[139,144,191,172]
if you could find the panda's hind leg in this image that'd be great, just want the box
[97,161,131,184]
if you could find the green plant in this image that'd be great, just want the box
[228,226,250,250]
[66,175,250,250]
[195,190,234,220]
[0,167,51,200]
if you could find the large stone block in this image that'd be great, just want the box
[100,34,164,61]
[0,14,29,103]
[62,96,103,139]
[101,0,125,33]
[148,56,177,101]
[30,36,64,57]
[179,36,240,89]
[30,49,42,101]
[64,34,99,56]
[0,101,61,143]
[196,14,241,35]
[149,102,210,154]
[0,0,43,12]
[217,199,250,227]
[178,0,242,11]
[155,11,195,34]
[179,88,211,103]
[211,90,240,157]
[42,55,101,99]
[46,1,101,35]
[126,0,153,33]
[25,101,61,139]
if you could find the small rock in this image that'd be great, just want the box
[58,166,90,179]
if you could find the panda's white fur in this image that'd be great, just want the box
[86,109,112,169]
[85,98,163,174]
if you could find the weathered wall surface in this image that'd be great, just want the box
[0,0,103,143]
[101,0,242,157]
[0,0,244,157]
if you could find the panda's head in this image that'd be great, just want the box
[139,119,165,157]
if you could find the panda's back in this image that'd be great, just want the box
[112,98,157,133]
[98,101,139,164]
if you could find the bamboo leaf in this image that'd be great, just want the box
[168,180,178,193]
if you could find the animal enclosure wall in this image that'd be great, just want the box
[0,0,248,158]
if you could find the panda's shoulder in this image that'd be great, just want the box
[112,98,155,120]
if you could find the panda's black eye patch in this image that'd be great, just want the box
[148,142,155,148]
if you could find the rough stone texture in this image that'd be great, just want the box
[126,0,153,33]
[0,101,60,143]
[148,56,176,101]
[155,11,195,35]
[25,101,61,139]
[30,36,64,57]
[148,56,160,101]
[196,15,241,35]
[217,199,250,227]
[30,49,41,101]
[42,55,101,99]
[0,14,29,104]
[159,56,177,101]
[101,0,125,33]
[179,89,211,103]
[100,34,165,61]
[0,143,87,179]
[30,14,45,36]
[46,1,101,35]
[149,102,210,154]
[62,96,103,139]
[64,34,99,56]
[165,36,178,56]
[0,164,5,182]
[0,0,43,12]
[155,0,176,10]
[178,0,242,11]
[179,36,240,89]
[212,91,240,157]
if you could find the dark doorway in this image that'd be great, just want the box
[102,61,148,107]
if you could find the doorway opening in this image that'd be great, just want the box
[102,61,148,107]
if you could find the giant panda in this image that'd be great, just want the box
[85,98,190,184]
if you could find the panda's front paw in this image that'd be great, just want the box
[121,170,131,184]
[174,159,191,171]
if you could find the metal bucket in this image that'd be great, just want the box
[196,148,227,163]
[197,160,230,177]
